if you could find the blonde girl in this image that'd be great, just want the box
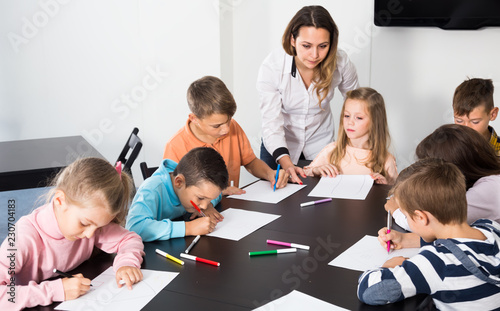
[0,158,144,310]
[304,87,398,184]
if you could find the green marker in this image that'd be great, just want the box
[249,248,297,256]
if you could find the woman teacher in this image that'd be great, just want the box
[257,5,359,183]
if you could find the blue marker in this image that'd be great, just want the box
[273,164,280,192]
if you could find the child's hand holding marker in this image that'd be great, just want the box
[268,164,289,191]
[116,266,143,290]
[57,270,92,300]
[378,227,403,251]
[61,274,92,300]
[185,200,217,236]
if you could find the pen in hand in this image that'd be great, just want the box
[386,210,392,253]
[190,200,206,217]
[273,164,280,192]
[53,269,93,286]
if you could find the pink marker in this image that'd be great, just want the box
[387,211,392,253]
[267,239,310,250]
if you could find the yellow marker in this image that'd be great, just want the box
[155,249,184,265]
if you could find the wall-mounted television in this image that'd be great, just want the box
[375,0,500,30]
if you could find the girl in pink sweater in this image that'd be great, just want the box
[304,87,398,184]
[0,158,144,310]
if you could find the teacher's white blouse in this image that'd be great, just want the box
[257,48,359,164]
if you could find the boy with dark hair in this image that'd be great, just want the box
[358,158,500,309]
[453,78,500,156]
[163,76,288,195]
[126,147,228,241]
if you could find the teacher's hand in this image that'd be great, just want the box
[286,166,305,184]
[279,156,305,184]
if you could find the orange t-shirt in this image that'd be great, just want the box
[163,119,256,187]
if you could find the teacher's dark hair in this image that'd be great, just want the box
[282,5,339,106]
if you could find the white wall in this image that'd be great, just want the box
[371,26,500,168]
[1,0,500,188]
[0,0,221,185]
[225,0,500,182]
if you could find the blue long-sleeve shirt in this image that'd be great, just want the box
[125,159,221,241]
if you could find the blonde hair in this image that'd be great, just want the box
[282,5,339,106]
[48,157,133,226]
[329,87,391,176]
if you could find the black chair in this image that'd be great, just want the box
[116,127,143,178]
[140,162,158,180]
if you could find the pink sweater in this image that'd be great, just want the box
[303,142,398,184]
[0,202,144,310]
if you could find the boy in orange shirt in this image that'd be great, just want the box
[453,78,500,156]
[163,76,288,195]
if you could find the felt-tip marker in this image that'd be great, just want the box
[386,195,393,253]
[249,248,297,256]
[180,253,220,267]
[185,235,201,254]
[266,239,310,250]
[387,211,392,253]
[190,200,206,217]
[273,164,281,192]
[156,249,185,265]
[300,198,332,208]
[53,269,93,286]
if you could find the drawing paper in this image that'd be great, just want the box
[328,235,420,272]
[308,175,373,200]
[253,290,349,311]
[56,267,178,311]
[227,180,306,204]
[206,208,280,241]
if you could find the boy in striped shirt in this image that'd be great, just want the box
[357,158,500,310]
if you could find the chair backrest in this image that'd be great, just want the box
[140,162,158,180]
[116,127,143,176]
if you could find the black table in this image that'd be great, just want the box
[0,136,105,191]
[30,177,433,311]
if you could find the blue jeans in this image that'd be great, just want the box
[260,141,278,170]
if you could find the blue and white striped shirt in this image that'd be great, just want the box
[357,219,500,310]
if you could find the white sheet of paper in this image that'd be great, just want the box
[328,235,420,272]
[253,290,349,311]
[308,175,374,200]
[227,180,306,204]
[55,267,178,311]
[206,208,280,241]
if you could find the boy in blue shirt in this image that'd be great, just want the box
[358,158,500,310]
[126,147,228,241]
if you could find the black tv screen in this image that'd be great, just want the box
[375,0,500,30]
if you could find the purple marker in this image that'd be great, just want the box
[300,198,332,208]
